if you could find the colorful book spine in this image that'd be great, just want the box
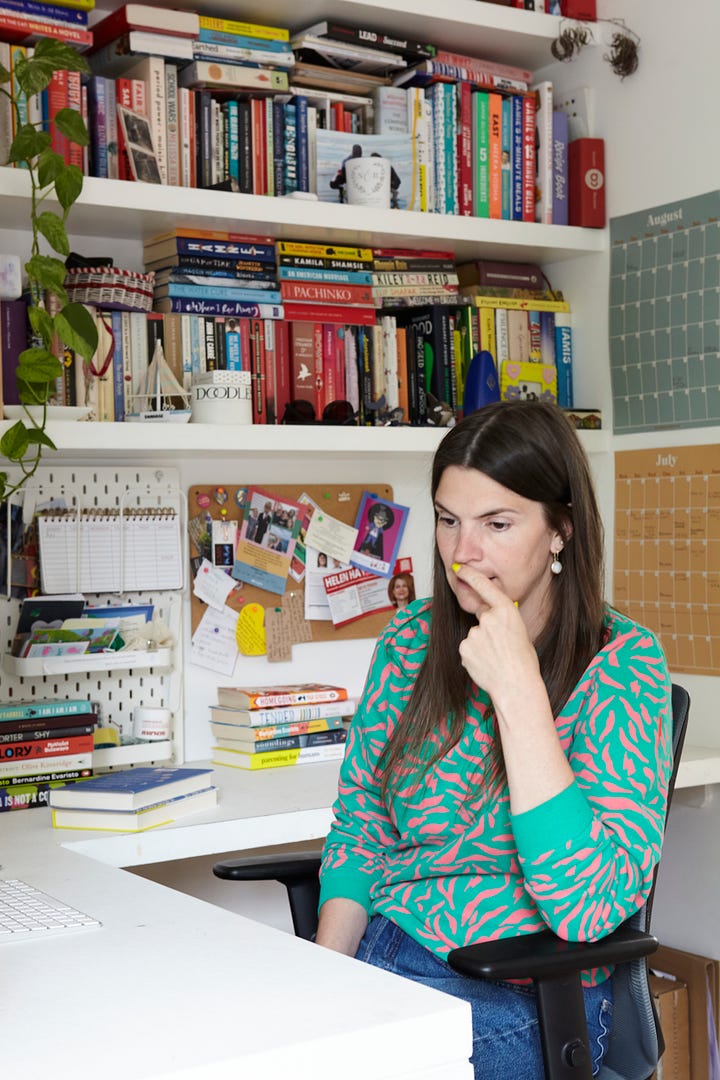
[456,80,473,217]
[155,298,283,318]
[0,723,95,743]
[487,91,502,220]
[554,311,573,407]
[472,90,489,218]
[280,281,373,306]
[161,284,282,303]
[197,15,290,43]
[532,79,554,224]
[500,94,512,220]
[0,10,92,44]
[551,108,569,227]
[0,699,95,723]
[279,268,373,285]
[521,93,536,222]
[0,0,88,25]
[511,92,524,222]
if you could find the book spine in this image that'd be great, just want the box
[280,281,373,305]
[282,101,296,194]
[2,766,93,786]
[197,15,289,42]
[271,97,285,196]
[165,61,180,186]
[168,237,276,261]
[279,268,373,285]
[554,312,573,407]
[0,722,95,742]
[500,95,512,220]
[521,92,536,223]
[510,93,524,221]
[532,80,553,224]
[551,109,569,226]
[146,55,168,184]
[249,318,267,423]
[1,0,88,24]
[0,784,54,811]
[429,83,445,215]
[157,298,283,317]
[178,61,288,93]
[177,85,193,186]
[236,689,348,709]
[262,318,276,422]
[87,75,108,178]
[115,76,133,180]
[457,80,472,217]
[111,309,125,422]
[274,319,291,422]
[487,91,502,220]
[292,94,309,193]
[0,751,93,778]
[0,733,94,759]
[223,715,344,738]
[472,90,489,218]
[281,302,375,327]
[163,283,282,303]
[0,10,92,44]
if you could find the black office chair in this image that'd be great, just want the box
[214,683,690,1080]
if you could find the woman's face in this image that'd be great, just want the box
[434,465,563,635]
[392,577,410,605]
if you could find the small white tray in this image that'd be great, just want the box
[3,647,172,678]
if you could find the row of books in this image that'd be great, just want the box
[210,683,352,771]
[0,13,600,227]
[0,697,97,810]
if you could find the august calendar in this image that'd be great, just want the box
[614,445,720,675]
[609,190,720,434]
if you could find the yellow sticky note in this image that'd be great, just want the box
[236,602,266,656]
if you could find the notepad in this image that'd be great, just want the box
[37,509,183,594]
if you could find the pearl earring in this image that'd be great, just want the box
[550,550,563,575]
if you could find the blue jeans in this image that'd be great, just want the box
[356,915,613,1080]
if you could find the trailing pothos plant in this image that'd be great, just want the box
[0,38,98,502]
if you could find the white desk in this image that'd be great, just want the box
[1,762,473,1080]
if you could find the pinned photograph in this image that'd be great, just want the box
[350,491,409,579]
[117,105,162,184]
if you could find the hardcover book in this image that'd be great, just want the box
[51,786,218,831]
[47,766,214,810]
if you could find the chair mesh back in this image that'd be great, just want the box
[598,684,689,1080]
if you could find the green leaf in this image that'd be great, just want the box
[8,123,50,164]
[0,63,11,86]
[24,427,57,450]
[0,422,30,461]
[26,253,67,295]
[54,303,98,362]
[32,39,91,75]
[54,164,83,210]
[0,474,8,502]
[37,149,65,188]
[36,210,70,256]
[55,107,89,147]
[17,348,63,382]
[14,54,54,97]
[17,375,48,405]
[27,304,55,347]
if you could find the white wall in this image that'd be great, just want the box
[550,0,720,958]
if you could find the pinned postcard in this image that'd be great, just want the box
[303,508,358,566]
[305,547,350,621]
[194,558,238,610]
[231,487,305,596]
[350,492,409,579]
[323,566,395,628]
[190,605,239,674]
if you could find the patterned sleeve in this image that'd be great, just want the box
[511,621,673,941]
[318,604,428,912]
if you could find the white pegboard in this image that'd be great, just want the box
[1,466,186,767]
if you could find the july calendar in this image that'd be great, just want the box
[609,190,720,434]
[614,445,720,675]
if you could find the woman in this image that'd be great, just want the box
[387,571,416,609]
[317,401,673,1079]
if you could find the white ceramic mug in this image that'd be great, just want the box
[344,155,392,209]
[133,706,172,741]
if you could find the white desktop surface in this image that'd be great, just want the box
[1,763,473,1080]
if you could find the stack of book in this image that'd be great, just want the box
[210,683,353,771]
[372,246,460,309]
[0,699,98,812]
[147,228,281,323]
[48,765,217,830]
[180,14,291,94]
[0,0,94,51]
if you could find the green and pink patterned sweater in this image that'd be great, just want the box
[320,599,673,984]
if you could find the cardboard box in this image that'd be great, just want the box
[651,946,720,1080]
[568,138,605,228]
[649,973,690,1080]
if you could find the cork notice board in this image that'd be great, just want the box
[188,482,396,647]
[614,445,720,675]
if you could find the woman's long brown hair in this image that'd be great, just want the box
[379,401,606,800]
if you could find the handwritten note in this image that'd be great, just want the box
[193,558,238,610]
[190,605,239,675]
[265,591,312,662]
[236,602,266,656]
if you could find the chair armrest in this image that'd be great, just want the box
[448,925,659,981]
[213,850,323,884]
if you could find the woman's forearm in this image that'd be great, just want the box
[315,897,369,956]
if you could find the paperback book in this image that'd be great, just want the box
[216,683,349,709]
[212,742,346,770]
[208,700,354,726]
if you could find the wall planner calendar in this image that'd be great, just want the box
[614,445,720,675]
[609,190,720,434]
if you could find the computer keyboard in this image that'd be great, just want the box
[0,878,101,941]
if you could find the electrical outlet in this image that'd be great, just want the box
[554,85,594,140]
